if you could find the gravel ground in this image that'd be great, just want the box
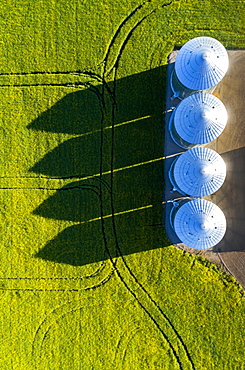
[164,50,245,288]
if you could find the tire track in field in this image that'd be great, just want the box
[31,298,99,364]
[0,70,116,98]
[0,184,100,191]
[103,0,174,76]
[0,176,112,192]
[112,318,144,367]
[0,81,98,93]
[1,265,115,292]
[0,70,115,290]
[38,307,85,357]
[113,323,178,368]
[100,1,195,369]
[0,174,113,286]
[30,63,118,367]
[0,69,116,291]
[0,70,103,83]
[31,268,115,365]
[31,268,115,367]
[105,2,189,365]
[0,2,193,367]
[0,262,106,281]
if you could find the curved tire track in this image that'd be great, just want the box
[103,0,174,76]
[100,1,195,369]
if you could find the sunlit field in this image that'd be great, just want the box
[0,1,244,369]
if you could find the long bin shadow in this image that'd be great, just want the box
[29,66,169,266]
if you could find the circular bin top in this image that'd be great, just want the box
[175,36,229,90]
[173,199,226,249]
[171,147,226,197]
[173,92,228,145]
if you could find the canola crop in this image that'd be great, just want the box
[0,0,244,369]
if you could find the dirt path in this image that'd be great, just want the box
[213,51,245,288]
[164,50,245,288]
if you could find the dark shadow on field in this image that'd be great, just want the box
[35,222,107,266]
[33,180,102,222]
[28,88,102,135]
[31,136,102,178]
[30,116,162,178]
[28,66,167,135]
[214,146,245,253]
[35,206,167,266]
[29,66,169,266]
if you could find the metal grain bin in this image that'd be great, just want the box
[169,147,226,197]
[170,199,226,249]
[169,92,228,149]
[171,36,229,100]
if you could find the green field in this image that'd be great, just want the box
[0,0,245,369]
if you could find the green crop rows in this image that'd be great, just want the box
[0,0,244,369]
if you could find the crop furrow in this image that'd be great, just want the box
[103,3,145,66]
[0,263,106,280]
[0,82,93,88]
[31,267,115,366]
[0,269,114,293]
[103,0,174,76]
[100,1,195,367]
[0,69,103,81]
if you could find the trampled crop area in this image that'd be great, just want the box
[0,1,245,369]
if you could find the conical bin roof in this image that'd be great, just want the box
[173,92,228,145]
[170,147,226,197]
[175,36,229,90]
[172,199,226,249]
